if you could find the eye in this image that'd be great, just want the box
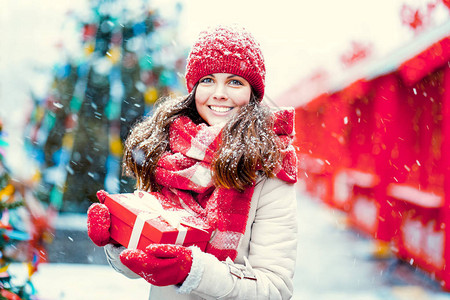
[229,79,243,86]
[199,77,213,84]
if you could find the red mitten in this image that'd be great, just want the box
[120,244,193,286]
[87,191,112,247]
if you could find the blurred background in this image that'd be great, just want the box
[0,0,450,299]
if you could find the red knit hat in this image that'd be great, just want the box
[185,24,266,100]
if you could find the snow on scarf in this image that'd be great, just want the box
[153,108,297,261]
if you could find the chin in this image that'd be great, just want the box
[206,118,228,127]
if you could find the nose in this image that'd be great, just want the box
[212,83,227,100]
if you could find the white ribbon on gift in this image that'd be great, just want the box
[127,191,190,249]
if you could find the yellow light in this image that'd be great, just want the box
[144,87,159,105]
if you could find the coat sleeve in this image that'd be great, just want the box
[104,244,141,279]
[179,178,298,299]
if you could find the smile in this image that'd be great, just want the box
[209,106,233,113]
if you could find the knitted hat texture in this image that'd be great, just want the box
[185,24,266,99]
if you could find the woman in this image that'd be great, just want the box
[87,24,298,299]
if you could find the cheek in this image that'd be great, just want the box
[231,89,251,107]
[194,89,209,105]
[195,92,208,121]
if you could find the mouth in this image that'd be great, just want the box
[209,106,233,113]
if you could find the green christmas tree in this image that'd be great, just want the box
[26,0,187,213]
[0,120,55,299]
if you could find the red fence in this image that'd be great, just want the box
[292,35,450,289]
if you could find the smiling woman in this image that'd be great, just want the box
[87,24,298,300]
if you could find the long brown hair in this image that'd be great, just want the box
[122,87,281,192]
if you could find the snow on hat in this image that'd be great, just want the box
[185,24,266,100]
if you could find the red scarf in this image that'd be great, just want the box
[153,108,297,261]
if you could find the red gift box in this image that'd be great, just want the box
[99,190,212,251]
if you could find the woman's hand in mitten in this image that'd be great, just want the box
[87,190,112,247]
[119,244,193,286]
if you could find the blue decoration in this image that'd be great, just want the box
[133,21,146,36]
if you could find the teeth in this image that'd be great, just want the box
[210,106,232,112]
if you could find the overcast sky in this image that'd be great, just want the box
[174,0,449,100]
[1,0,449,127]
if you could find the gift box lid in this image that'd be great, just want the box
[101,191,212,245]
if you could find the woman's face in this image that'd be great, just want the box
[195,73,252,126]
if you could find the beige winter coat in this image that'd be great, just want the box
[105,177,298,299]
